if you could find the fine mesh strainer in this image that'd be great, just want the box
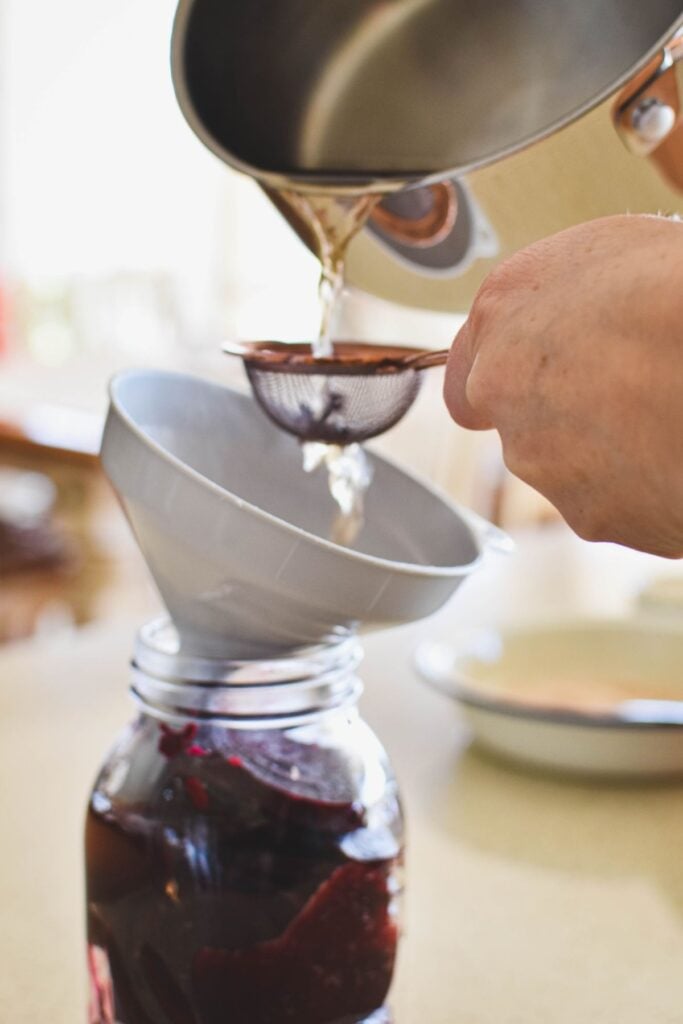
[223,341,449,444]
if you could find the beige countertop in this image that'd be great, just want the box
[2,526,683,1023]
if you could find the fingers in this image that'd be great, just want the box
[443,318,494,430]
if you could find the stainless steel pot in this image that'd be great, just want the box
[171,1,683,310]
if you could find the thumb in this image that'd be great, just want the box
[443,319,494,430]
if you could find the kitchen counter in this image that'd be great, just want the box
[2,526,683,1023]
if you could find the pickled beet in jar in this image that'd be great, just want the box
[86,620,404,1024]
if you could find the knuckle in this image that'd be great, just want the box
[567,519,604,544]
[481,244,546,296]
[561,503,611,543]
[497,434,538,485]
[464,357,498,416]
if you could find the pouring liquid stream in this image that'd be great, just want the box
[276,190,383,545]
[277,191,381,356]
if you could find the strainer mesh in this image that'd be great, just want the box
[245,367,423,444]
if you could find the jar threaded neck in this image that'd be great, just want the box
[131,617,364,726]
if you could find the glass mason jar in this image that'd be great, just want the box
[85,620,404,1024]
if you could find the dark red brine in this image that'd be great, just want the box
[86,716,403,1024]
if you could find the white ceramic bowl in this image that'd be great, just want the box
[637,575,683,627]
[415,618,683,778]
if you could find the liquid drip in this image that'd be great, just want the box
[302,441,373,546]
[275,190,382,545]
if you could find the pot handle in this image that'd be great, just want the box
[614,26,683,162]
[403,347,450,370]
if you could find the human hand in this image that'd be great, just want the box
[444,214,683,557]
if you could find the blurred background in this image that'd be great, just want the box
[0,0,590,645]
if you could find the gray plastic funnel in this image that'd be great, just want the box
[101,370,507,658]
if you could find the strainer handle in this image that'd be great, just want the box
[403,348,450,370]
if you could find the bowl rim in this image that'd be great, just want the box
[414,616,683,730]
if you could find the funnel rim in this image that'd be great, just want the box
[107,368,486,580]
